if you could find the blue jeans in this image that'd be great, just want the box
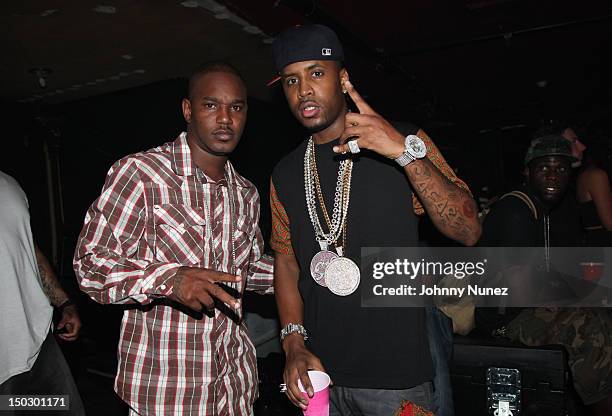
[426,306,455,416]
[328,308,453,416]
[329,382,433,415]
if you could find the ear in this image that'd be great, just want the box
[340,68,349,93]
[181,98,192,124]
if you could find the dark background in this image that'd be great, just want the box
[2,1,611,414]
[3,0,612,259]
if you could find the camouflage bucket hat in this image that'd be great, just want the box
[524,134,577,166]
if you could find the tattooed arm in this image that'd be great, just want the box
[35,244,69,306]
[35,244,81,341]
[404,157,480,246]
[334,78,481,246]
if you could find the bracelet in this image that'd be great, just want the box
[280,323,308,342]
[57,299,75,312]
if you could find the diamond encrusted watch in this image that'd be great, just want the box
[394,134,427,167]
[280,323,309,342]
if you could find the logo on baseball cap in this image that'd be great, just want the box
[268,24,344,85]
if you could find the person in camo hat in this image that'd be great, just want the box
[524,134,580,166]
[480,134,612,415]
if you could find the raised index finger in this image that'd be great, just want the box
[345,80,374,115]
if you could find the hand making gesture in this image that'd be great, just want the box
[168,266,242,312]
[333,79,406,160]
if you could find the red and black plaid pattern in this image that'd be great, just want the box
[74,133,273,415]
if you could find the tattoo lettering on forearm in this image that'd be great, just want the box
[414,181,428,194]
[433,196,448,217]
[407,158,479,244]
[413,163,432,178]
[447,207,472,233]
[446,206,458,222]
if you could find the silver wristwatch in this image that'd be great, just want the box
[280,323,308,341]
[394,135,427,167]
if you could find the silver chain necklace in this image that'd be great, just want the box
[201,168,237,276]
[304,137,352,247]
[303,137,360,296]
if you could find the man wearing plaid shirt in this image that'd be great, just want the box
[74,62,274,415]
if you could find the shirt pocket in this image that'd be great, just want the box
[152,204,206,265]
[232,215,254,270]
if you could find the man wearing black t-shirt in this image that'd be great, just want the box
[269,25,481,414]
[481,135,582,246]
[479,136,612,414]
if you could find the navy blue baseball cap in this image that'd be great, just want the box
[269,24,344,85]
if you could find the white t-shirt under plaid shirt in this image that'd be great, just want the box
[74,133,274,415]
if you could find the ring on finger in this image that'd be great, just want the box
[348,139,361,154]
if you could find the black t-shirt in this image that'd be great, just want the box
[477,188,583,334]
[480,193,539,246]
[272,129,433,389]
[480,188,582,246]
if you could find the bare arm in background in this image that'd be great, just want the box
[580,168,612,230]
[35,244,81,341]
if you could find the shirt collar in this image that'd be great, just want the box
[171,132,252,188]
[170,132,196,177]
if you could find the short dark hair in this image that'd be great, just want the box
[187,61,245,99]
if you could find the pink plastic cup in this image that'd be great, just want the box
[297,370,331,416]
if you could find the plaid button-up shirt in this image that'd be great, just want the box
[74,133,274,415]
